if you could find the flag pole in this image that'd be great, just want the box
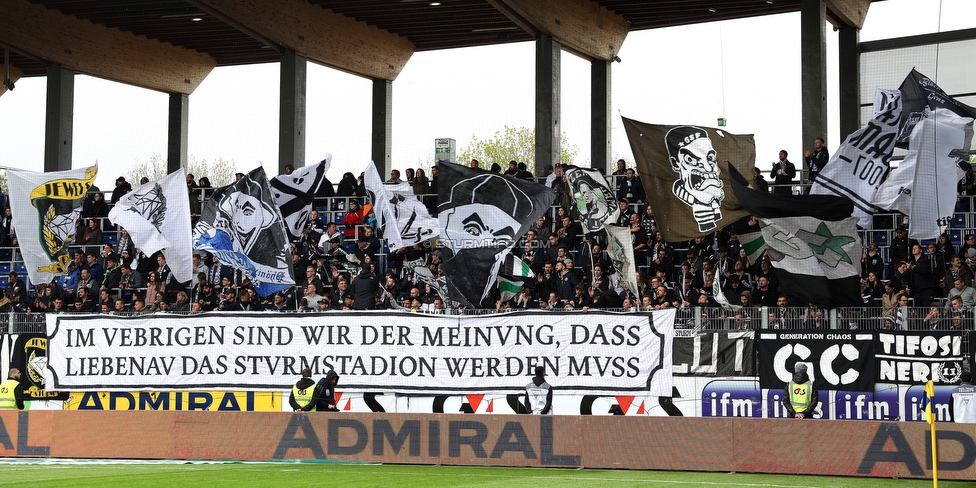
[931,416,938,488]
[924,379,938,488]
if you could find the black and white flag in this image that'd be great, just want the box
[873,108,973,240]
[564,165,619,234]
[437,163,555,308]
[192,167,295,296]
[729,166,863,309]
[109,169,193,283]
[364,162,438,251]
[270,155,330,241]
[810,88,901,228]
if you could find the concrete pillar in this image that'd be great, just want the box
[44,65,74,173]
[371,79,392,180]
[591,60,611,174]
[838,25,861,141]
[800,0,828,183]
[279,51,307,175]
[535,34,561,174]
[167,93,189,175]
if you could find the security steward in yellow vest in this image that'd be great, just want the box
[784,363,817,419]
[0,368,25,410]
[289,368,323,412]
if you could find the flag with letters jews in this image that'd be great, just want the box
[438,163,555,308]
[7,165,98,284]
[729,166,862,309]
[622,117,756,242]
[364,161,438,251]
[108,169,193,283]
[270,155,331,241]
[192,167,295,296]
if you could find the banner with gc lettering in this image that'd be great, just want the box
[672,330,755,376]
[875,331,964,385]
[46,310,674,396]
[757,331,875,392]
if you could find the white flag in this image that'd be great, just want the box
[811,88,902,228]
[872,108,974,240]
[363,162,438,251]
[7,165,98,284]
[109,169,194,283]
[603,224,640,300]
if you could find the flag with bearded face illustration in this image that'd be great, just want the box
[437,163,555,308]
[623,117,756,242]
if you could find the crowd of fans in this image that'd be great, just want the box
[0,160,972,333]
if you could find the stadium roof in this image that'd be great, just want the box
[2,0,874,94]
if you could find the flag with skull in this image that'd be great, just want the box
[623,117,756,242]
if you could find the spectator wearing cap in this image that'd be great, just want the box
[504,161,519,176]
[235,172,245,181]
[101,254,123,292]
[889,225,914,277]
[219,289,243,311]
[111,177,132,204]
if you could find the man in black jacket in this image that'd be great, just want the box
[315,370,341,412]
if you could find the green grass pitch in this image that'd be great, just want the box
[0,462,971,487]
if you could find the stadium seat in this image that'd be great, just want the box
[0,264,10,276]
[951,214,968,228]
[104,234,118,245]
[14,263,28,276]
[0,249,11,262]
[0,277,8,289]
[957,197,972,213]
[873,233,888,247]
[950,231,962,246]
[920,238,936,246]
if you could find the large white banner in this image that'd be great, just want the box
[46,310,674,396]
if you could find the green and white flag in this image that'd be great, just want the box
[497,254,533,303]
[738,230,766,265]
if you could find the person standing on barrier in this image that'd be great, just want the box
[784,363,817,419]
[289,368,323,412]
[0,368,24,410]
[951,371,976,423]
[524,366,553,415]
